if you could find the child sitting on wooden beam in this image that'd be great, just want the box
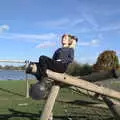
[26,34,78,81]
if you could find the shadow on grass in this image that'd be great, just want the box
[0,87,24,97]
[0,108,41,120]
[0,109,86,120]
[0,108,114,120]
[58,99,101,106]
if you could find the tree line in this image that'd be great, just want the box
[0,65,25,70]
[66,50,120,76]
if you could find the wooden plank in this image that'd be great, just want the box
[46,70,120,100]
[40,85,60,120]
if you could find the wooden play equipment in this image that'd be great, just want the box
[25,62,120,120]
[39,70,120,120]
[1,59,120,119]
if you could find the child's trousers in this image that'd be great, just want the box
[38,55,68,78]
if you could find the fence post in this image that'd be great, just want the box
[25,60,29,98]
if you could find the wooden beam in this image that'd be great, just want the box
[70,86,120,106]
[46,70,120,100]
[40,85,60,120]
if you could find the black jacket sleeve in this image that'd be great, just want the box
[52,48,60,60]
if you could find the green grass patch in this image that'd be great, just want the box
[0,80,116,120]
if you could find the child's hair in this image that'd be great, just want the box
[61,34,67,40]
[61,34,78,48]
[68,35,78,48]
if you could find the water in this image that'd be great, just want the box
[0,70,35,80]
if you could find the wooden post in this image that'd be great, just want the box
[25,73,29,98]
[40,85,60,120]
[102,96,120,120]
[46,70,120,100]
[25,61,29,98]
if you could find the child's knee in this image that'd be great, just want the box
[39,55,47,61]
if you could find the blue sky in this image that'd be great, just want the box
[0,0,120,65]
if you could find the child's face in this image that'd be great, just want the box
[62,35,69,46]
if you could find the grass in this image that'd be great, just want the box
[0,80,117,120]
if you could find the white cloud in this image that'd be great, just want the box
[36,18,69,29]
[78,39,100,47]
[100,24,120,32]
[76,5,120,33]
[0,32,58,49]
[36,41,56,48]
[82,12,99,30]
[68,19,84,27]
[0,24,10,33]
[36,18,84,29]
[0,33,57,42]
[44,18,70,27]
[36,17,120,33]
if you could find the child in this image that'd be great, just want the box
[26,34,78,80]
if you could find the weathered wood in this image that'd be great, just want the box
[46,70,120,100]
[25,61,30,98]
[102,96,120,120]
[70,86,120,106]
[25,74,29,98]
[40,85,60,120]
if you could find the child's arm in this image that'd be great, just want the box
[52,48,60,60]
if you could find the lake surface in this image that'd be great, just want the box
[0,70,35,80]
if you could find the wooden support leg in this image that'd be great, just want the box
[25,75,29,98]
[102,96,120,120]
[25,61,30,98]
[40,85,60,120]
